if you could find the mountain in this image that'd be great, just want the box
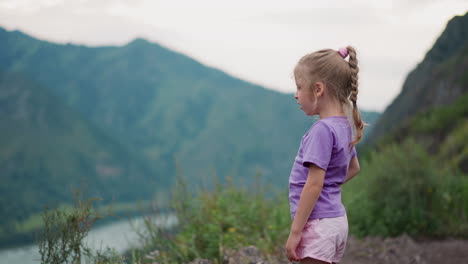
[341,12,468,238]
[0,70,161,246]
[389,93,468,173]
[365,12,468,147]
[0,26,380,246]
[0,28,379,188]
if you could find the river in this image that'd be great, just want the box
[0,213,177,264]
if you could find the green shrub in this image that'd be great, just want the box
[343,137,468,238]
[36,184,137,264]
[407,93,468,133]
[37,186,103,264]
[135,172,291,264]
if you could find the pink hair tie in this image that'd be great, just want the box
[338,47,348,58]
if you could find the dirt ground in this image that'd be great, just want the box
[189,234,468,264]
[340,233,468,264]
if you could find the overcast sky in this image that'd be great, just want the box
[1,0,467,112]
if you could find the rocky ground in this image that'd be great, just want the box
[341,234,468,264]
[187,234,468,264]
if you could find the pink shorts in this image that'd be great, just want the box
[295,214,348,263]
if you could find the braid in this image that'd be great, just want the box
[346,46,366,148]
[294,45,368,150]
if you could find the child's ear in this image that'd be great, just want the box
[314,82,325,97]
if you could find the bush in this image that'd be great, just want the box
[36,184,135,264]
[37,186,103,264]
[134,172,291,264]
[343,137,468,238]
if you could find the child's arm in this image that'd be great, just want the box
[290,164,325,234]
[285,164,325,261]
[344,156,360,184]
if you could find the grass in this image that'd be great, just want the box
[129,171,291,264]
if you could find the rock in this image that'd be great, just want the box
[223,245,271,264]
[187,258,212,264]
[342,234,426,264]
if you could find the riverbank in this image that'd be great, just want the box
[0,213,177,264]
[0,200,170,250]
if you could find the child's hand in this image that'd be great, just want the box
[285,231,301,262]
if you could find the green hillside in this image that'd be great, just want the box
[0,28,379,188]
[343,94,468,237]
[369,14,468,172]
[0,71,162,247]
[345,12,468,238]
[379,92,468,173]
[0,27,379,247]
[365,12,468,147]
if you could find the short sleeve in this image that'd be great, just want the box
[301,122,334,170]
[351,146,357,159]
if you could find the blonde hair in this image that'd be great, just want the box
[293,46,367,148]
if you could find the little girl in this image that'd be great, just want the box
[285,46,365,264]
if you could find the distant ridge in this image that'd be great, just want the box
[365,12,468,146]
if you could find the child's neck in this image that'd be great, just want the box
[319,112,346,119]
[318,103,346,120]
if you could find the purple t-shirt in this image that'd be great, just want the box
[289,116,357,220]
